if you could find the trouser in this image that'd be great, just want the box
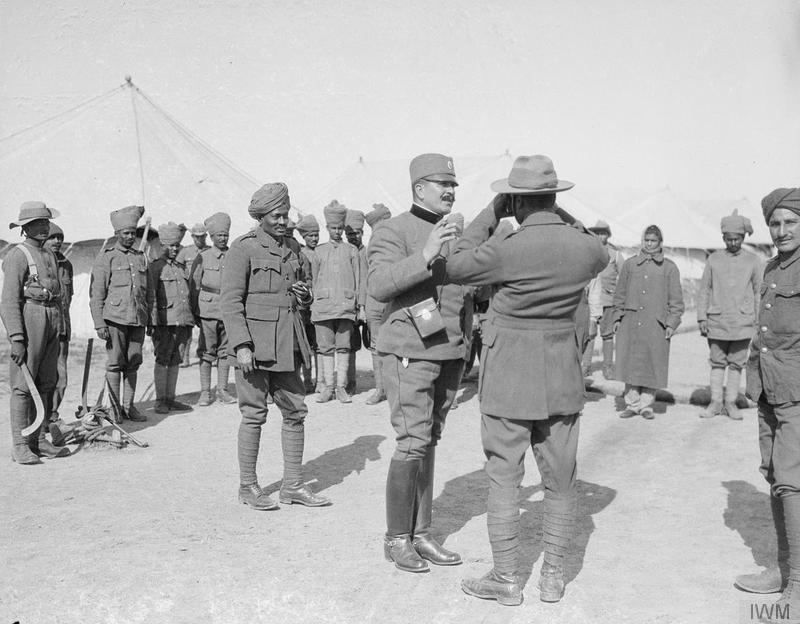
[153,325,192,366]
[382,355,464,461]
[199,317,228,363]
[9,302,61,447]
[51,337,69,419]
[707,338,750,371]
[624,384,656,413]
[314,319,353,356]
[104,321,145,373]
[236,367,308,486]
[482,413,580,576]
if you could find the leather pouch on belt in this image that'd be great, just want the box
[404,297,445,339]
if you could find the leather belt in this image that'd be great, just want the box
[201,285,220,294]
[24,298,61,308]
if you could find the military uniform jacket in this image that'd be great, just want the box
[55,251,73,339]
[1,241,62,341]
[148,257,194,327]
[221,227,312,372]
[190,246,228,320]
[367,205,474,361]
[310,240,364,322]
[445,207,608,420]
[747,247,800,404]
[176,243,208,269]
[697,248,762,341]
[90,241,150,328]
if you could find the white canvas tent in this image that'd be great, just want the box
[0,78,261,338]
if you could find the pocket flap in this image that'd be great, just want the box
[315,288,331,299]
[246,302,279,321]
[200,292,215,302]
[251,259,281,273]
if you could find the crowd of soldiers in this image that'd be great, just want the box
[3,154,800,618]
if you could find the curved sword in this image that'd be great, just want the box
[20,363,45,437]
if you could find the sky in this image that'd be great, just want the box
[1,0,799,221]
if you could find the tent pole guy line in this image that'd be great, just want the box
[127,78,148,206]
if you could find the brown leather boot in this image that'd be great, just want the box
[279,482,331,507]
[461,569,522,606]
[412,449,461,565]
[385,459,428,573]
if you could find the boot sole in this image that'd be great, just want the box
[238,496,279,511]
[278,496,331,507]
[539,591,564,603]
[383,548,429,573]
[733,580,783,594]
[460,583,522,606]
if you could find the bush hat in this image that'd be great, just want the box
[490,155,574,195]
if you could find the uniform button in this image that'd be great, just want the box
[639,306,644,310]
[765,303,772,309]
[761,347,768,353]
[644,275,648,279]
[771,283,777,288]
[642,290,646,294]
[638,322,642,326]
[761,326,768,332]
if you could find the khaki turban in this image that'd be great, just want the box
[762,188,800,223]
[249,183,290,220]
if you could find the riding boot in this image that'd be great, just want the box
[198,360,213,406]
[335,352,351,403]
[154,363,169,414]
[736,494,789,593]
[166,365,191,410]
[702,367,725,419]
[412,448,461,565]
[384,459,428,573]
[9,393,41,464]
[316,355,335,403]
[217,358,236,404]
[601,338,615,379]
[278,421,330,506]
[725,367,743,420]
[366,354,386,405]
[123,370,146,421]
[539,491,577,602]
[346,351,357,395]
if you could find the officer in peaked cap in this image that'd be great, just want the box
[367,153,471,574]
[190,212,236,406]
[1,202,69,463]
[90,205,151,422]
[221,182,330,510]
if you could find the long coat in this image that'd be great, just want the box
[444,207,608,420]
[696,248,762,341]
[613,251,684,388]
[220,227,312,372]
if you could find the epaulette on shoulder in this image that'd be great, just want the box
[233,231,257,245]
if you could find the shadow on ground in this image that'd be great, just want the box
[433,470,616,586]
[723,479,775,569]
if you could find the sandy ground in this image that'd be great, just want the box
[0,332,776,624]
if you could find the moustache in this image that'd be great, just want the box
[440,194,455,202]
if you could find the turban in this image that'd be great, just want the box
[190,222,207,236]
[110,205,144,231]
[159,221,187,245]
[323,200,347,227]
[48,222,64,238]
[720,209,753,236]
[249,183,290,219]
[365,203,392,227]
[205,212,231,235]
[762,188,800,223]
[296,214,320,234]
[345,210,365,231]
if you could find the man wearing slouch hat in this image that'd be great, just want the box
[697,210,761,421]
[735,188,800,619]
[368,153,472,574]
[190,212,236,406]
[444,155,608,605]
[221,182,330,510]
[90,205,152,422]
[148,222,193,414]
[2,202,70,463]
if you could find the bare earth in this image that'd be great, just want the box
[0,333,774,624]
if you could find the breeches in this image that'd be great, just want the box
[315,319,353,355]
[153,325,192,366]
[200,317,227,362]
[708,338,750,371]
[381,355,464,461]
[481,413,580,496]
[104,321,144,373]
[236,367,308,428]
[759,399,800,497]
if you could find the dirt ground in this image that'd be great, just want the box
[0,332,776,624]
